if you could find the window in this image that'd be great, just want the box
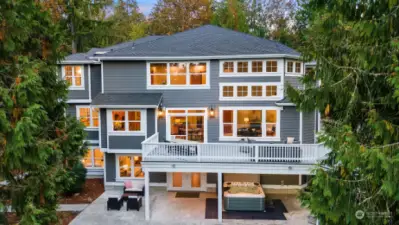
[237,62,248,73]
[223,86,234,97]
[237,86,248,97]
[252,61,263,72]
[166,109,207,142]
[170,63,186,85]
[118,155,144,179]
[223,62,234,73]
[77,106,99,128]
[111,110,142,132]
[287,61,302,74]
[266,61,278,72]
[220,83,282,100]
[82,148,103,168]
[266,85,277,96]
[251,86,263,97]
[148,62,209,88]
[63,65,84,89]
[220,107,280,140]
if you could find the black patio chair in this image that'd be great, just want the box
[107,195,123,211]
[126,196,142,211]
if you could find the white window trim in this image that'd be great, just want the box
[219,83,283,101]
[106,109,146,136]
[146,61,210,89]
[219,60,282,77]
[76,105,99,129]
[84,146,104,169]
[165,107,208,143]
[219,106,281,141]
[62,65,85,90]
[115,154,144,180]
[286,60,303,76]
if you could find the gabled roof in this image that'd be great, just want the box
[63,36,164,63]
[91,93,163,108]
[96,25,300,59]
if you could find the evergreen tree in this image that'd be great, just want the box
[149,0,213,35]
[0,1,86,224]
[287,1,399,224]
[211,0,249,33]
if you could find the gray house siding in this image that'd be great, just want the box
[150,172,167,183]
[302,112,315,144]
[105,153,116,182]
[66,104,77,117]
[90,65,102,99]
[108,136,145,149]
[207,173,217,184]
[86,131,99,140]
[260,174,299,185]
[147,109,156,137]
[285,76,302,89]
[59,65,90,100]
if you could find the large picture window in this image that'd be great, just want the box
[220,107,280,140]
[148,62,209,88]
[82,148,103,168]
[76,106,99,128]
[63,65,84,89]
[117,155,144,179]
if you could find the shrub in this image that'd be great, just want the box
[63,162,87,196]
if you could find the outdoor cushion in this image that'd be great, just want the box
[124,181,144,192]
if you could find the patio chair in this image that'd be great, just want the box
[107,195,123,211]
[126,195,142,211]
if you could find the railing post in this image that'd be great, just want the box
[255,145,259,163]
[197,144,201,162]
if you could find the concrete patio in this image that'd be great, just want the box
[70,187,310,225]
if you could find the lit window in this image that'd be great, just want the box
[112,110,142,132]
[237,110,262,137]
[237,62,248,73]
[252,61,263,72]
[190,62,207,85]
[77,106,99,128]
[168,110,205,142]
[170,63,186,85]
[82,148,103,168]
[251,86,263,97]
[133,156,144,178]
[266,85,277,96]
[118,155,144,179]
[295,62,301,73]
[63,65,83,88]
[150,63,167,85]
[237,86,248,97]
[223,110,233,136]
[266,61,277,72]
[223,86,234,97]
[223,62,234,73]
[287,61,294,73]
[266,110,277,137]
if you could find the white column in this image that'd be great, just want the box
[217,172,223,223]
[299,174,302,185]
[145,171,150,221]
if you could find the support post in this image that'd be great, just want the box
[217,172,223,223]
[145,171,150,221]
[299,174,302,185]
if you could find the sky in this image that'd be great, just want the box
[137,0,157,16]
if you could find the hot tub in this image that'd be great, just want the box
[223,182,265,211]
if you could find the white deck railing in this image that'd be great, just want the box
[142,133,329,164]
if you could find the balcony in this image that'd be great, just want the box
[142,133,329,165]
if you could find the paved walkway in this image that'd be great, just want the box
[70,187,310,225]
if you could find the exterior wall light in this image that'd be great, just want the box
[209,106,215,118]
[157,104,164,118]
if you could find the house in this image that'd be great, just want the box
[61,25,327,222]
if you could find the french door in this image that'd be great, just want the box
[167,172,207,191]
[166,108,207,142]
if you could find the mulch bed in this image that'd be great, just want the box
[5,212,79,225]
[59,178,104,204]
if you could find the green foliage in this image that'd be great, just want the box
[211,0,249,33]
[0,0,86,224]
[63,162,87,196]
[288,0,399,224]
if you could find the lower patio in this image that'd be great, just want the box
[70,187,311,225]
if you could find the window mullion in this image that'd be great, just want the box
[91,149,95,168]
[167,63,170,86]
[233,110,237,137]
[125,110,128,132]
[186,63,189,86]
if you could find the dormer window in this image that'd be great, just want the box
[63,65,84,90]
